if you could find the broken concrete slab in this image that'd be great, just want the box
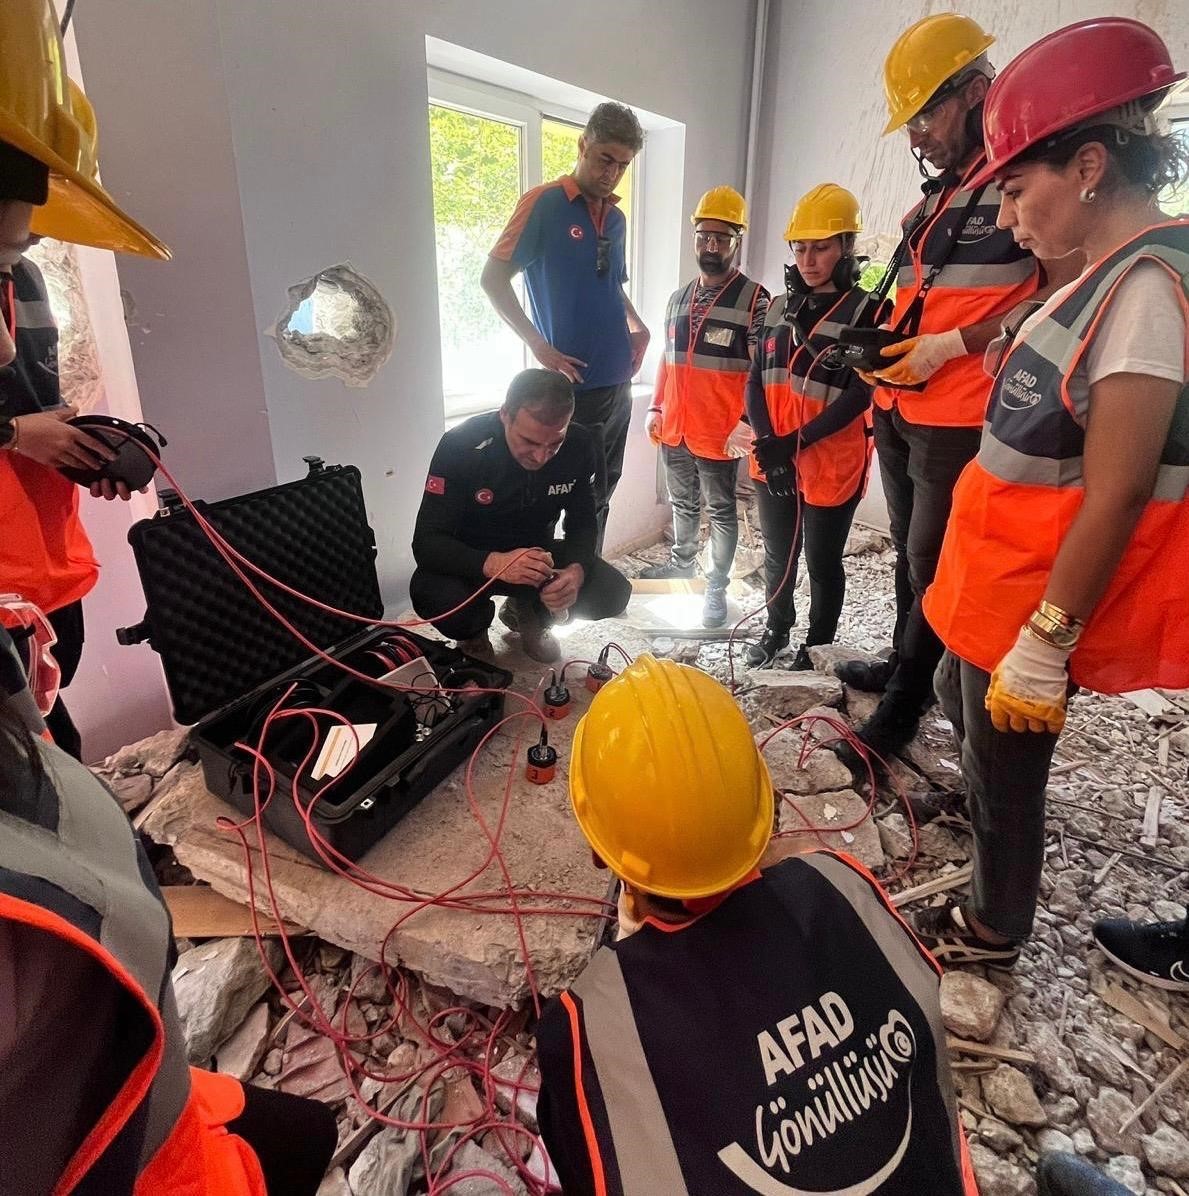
[141,613,669,1008]
[760,729,854,796]
[739,670,844,728]
[878,812,968,863]
[172,937,282,1064]
[214,1001,271,1081]
[109,771,153,814]
[446,1141,528,1196]
[105,725,193,778]
[805,643,883,676]
[778,790,885,870]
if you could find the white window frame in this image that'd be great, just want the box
[428,70,644,421]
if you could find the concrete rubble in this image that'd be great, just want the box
[102,520,1189,1194]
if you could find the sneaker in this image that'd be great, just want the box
[905,789,972,834]
[834,651,898,692]
[639,560,696,581]
[744,627,790,668]
[1093,917,1189,992]
[790,644,813,670]
[913,902,1022,971]
[702,585,728,628]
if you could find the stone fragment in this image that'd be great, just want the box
[1043,1095,1079,1126]
[280,1016,355,1104]
[107,725,192,778]
[446,1141,528,1195]
[1030,1023,1080,1096]
[979,1118,1024,1150]
[1070,1032,1132,1088]
[316,1169,352,1196]
[1046,876,1082,920]
[982,1065,1047,1127]
[1036,1129,1076,1156]
[1103,1155,1146,1195]
[878,812,968,863]
[1143,1124,1189,1179]
[805,644,882,674]
[1072,1128,1097,1155]
[171,937,281,1064]
[843,527,887,556]
[262,1047,283,1076]
[109,771,153,814]
[492,1054,541,1130]
[778,789,885,870]
[760,730,854,795]
[940,972,1006,1042]
[742,671,844,726]
[1086,1088,1143,1156]
[969,1142,1037,1196]
[347,1088,433,1196]
[214,1001,270,1081]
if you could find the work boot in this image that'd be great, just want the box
[834,650,898,692]
[744,626,789,668]
[905,789,972,834]
[702,584,728,628]
[790,643,813,670]
[456,629,492,659]
[639,559,696,580]
[512,600,561,664]
[1093,916,1189,992]
[832,694,922,778]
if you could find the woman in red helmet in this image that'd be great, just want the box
[917,18,1189,982]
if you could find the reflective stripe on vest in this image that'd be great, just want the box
[876,153,1039,427]
[751,288,879,505]
[566,853,974,1195]
[0,740,263,1194]
[925,221,1189,693]
[656,273,764,460]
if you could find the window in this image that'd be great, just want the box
[428,73,640,420]
[1160,114,1189,216]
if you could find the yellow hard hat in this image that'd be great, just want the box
[569,655,774,900]
[691,185,748,231]
[0,0,169,258]
[882,13,995,135]
[784,184,862,242]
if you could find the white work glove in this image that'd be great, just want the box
[873,328,967,387]
[725,420,754,460]
[986,626,1072,735]
[644,409,663,446]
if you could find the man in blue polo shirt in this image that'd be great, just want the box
[482,101,650,549]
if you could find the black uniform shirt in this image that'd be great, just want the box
[0,257,61,419]
[412,411,599,582]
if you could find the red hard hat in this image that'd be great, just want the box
[970,18,1185,190]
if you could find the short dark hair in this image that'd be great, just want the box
[0,140,49,205]
[502,369,575,425]
[583,103,644,154]
[1016,122,1189,198]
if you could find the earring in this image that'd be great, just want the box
[1079,187,1097,204]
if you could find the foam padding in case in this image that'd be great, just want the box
[127,466,384,724]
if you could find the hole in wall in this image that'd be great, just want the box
[273,263,396,387]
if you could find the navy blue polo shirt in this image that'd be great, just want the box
[491,175,632,392]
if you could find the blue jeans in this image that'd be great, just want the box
[1037,1154,1130,1196]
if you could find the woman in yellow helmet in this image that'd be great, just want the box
[743,184,888,668]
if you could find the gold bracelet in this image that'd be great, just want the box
[1026,614,1080,651]
[1037,599,1084,632]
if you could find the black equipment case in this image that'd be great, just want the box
[119,458,512,863]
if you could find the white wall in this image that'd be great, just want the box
[749,0,1189,531]
[67,0,761,753]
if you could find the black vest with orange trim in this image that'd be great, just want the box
[926,221,1189,693]
[654,272,766,461]
[750,287,882,506]
[536,852,976,1196]
[0,734,267,1195]
[875,154,1039,428]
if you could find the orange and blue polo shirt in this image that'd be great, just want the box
[490,175,632,392]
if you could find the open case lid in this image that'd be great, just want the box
[121,459,385,725]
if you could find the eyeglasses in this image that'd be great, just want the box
[904,78,967,134]
[694,231,739,249]
[596,235,611,278]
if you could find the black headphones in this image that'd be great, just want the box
[58,414,166,490]
[784,247,865,302]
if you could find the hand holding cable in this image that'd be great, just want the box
[873,328,966,386]
[986,606,1081,734]
[483,548,554,587]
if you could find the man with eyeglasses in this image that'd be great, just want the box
[640,187,769,627]
[832,14,1058,776]
[483,102,650,551]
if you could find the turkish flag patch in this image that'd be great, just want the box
[425,475,446,495]
[475,488,494,505]
[568,225,584,240]
[765,336,777,354]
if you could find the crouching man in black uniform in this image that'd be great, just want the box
[412,369,631,662]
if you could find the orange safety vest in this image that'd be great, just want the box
[925,221,1189,693]
[653,271,767,461]
[875,153,1039,428]
[749,287,883,506]
[0,452,98,614]
[0,737,268,1196]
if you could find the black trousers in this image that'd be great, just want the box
[14,599,84,760]
[410,548,631,641]
[230,1083,337,1196]
[753,480,861,647]
[574,382,632,553]
[872,405,981,714]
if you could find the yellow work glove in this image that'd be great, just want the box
[873,328,967,386]
[985,626,1072,735]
